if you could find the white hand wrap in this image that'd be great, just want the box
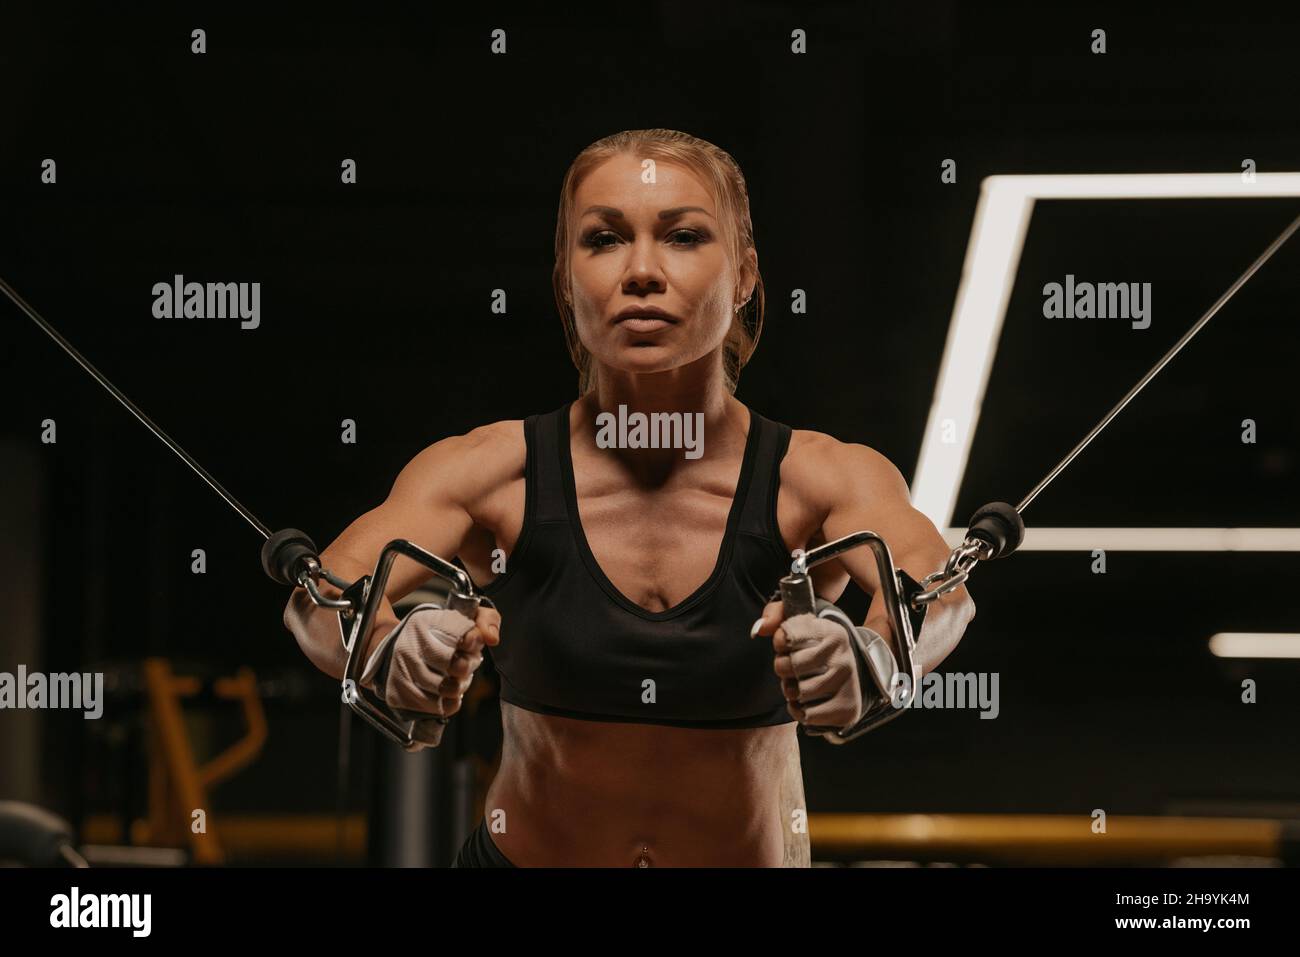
[780,603,898,734]
[360,603,482,750]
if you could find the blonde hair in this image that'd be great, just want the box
[552,129,765,396]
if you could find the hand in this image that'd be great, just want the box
[361,602,502,749]
[751,599,865,732]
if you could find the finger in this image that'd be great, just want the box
[750,599,785,638]
[802,700,851,728]
[780,677,801,701]
[771,627,791,654]
[778,613,833,648]
[390,679,443,714]
[474,605,503,645]
[789,642,835,674]
[773,616,822,659]
[774,651,820,683]
[794,669,841,702]
[773,653,798,680]
[446,650,484,679]
[404,656,463,700]
[772,624,815,655]
[459,628,491,655]
[435,669,473,697]
[413,639,457,674]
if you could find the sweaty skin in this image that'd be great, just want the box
[287,399,973,866]
[283,153,974,865]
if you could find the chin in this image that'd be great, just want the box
[604,346,683,375]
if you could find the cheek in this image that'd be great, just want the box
[570,286,606,350]
[569,252,623,317]
[691,279,735,345]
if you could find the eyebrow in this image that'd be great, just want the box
[580,205,714,220]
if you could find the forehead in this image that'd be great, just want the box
[574,153,716,218]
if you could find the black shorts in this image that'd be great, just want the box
[452,818,517,867]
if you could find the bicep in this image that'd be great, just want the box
[818,444,953,598]
[818,444,976,670]
[321,436,478,605]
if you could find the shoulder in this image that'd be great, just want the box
[409,418,525,472]
[391,418,526,507]
[780,426,910,511]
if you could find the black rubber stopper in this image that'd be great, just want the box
[261,527,320,586]
[966,502,1025,560]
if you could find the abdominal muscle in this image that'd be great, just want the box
[457,414,825,867]
[482,700,809,867]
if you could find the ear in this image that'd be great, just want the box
[738,246,758,303]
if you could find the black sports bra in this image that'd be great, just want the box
[479,400,798,729]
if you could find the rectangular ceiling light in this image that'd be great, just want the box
[939,527,1300,551]
[1208,633,1300,659]
[915,172,1300,551]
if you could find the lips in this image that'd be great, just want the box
[615,307,678,333]
[618,316,673,333]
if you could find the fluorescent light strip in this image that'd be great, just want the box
[990,172,1300,199]
[912,179,1033,528]
[940,527,1300,551]
[914,172,1300,547]
[1208,633,1300,659]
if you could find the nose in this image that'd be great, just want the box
[622,234,666,294]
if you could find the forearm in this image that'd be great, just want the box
[282,554,400,681]
[863,581,974,677]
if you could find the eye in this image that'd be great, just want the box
[581,229,620,249]
[668,229,707,246]
[580,227,708,250]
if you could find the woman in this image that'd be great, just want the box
[283,129,975,867]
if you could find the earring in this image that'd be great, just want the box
[734,297,751,313]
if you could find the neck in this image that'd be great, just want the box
[574,355,745,476]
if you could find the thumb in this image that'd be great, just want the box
[750,599,784,639]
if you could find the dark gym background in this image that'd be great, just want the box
[1,2,1297,863]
